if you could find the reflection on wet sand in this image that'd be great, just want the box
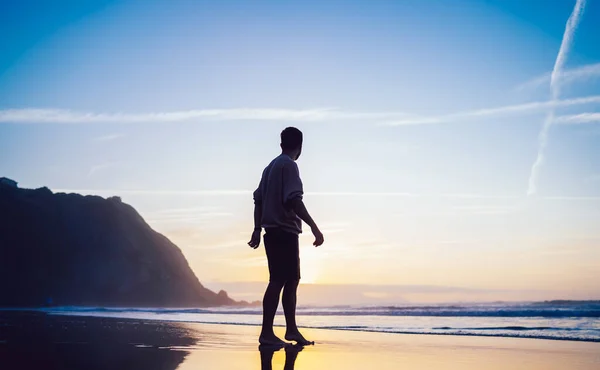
[259,344,304,370]
[0,312,196,370]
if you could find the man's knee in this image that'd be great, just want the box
[268,280,286,290]
[284,279,299,289]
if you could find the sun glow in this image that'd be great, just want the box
[299,246,322,284]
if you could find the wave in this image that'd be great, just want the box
[42,304,600,318]
[433,326,558,331]
[315,327,600,343]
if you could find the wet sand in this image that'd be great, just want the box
[1,311,599,370]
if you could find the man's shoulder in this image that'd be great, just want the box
[261,155,286,176]
[269,154,296,168]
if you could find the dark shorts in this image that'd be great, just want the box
[264,228,300,282]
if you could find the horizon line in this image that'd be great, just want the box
[52,188,600,201]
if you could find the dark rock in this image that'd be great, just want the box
[0,184,235,307]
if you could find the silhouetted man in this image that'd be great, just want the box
[249,127,324,346]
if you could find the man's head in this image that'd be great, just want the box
[280,127,303,160]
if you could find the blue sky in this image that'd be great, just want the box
[1,0,599,303]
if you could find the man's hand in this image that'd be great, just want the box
[312,227,324,247]
[248,229,261,249]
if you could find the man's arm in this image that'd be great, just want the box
[290,198,316,230]
[248,202,263,249]
[291,198,324,247]
[282,161,324,247]
[249,173,264,249]
[253,202,263,231]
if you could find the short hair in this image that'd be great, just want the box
[280,127,303,150]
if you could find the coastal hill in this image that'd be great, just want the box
[0,178,237,307]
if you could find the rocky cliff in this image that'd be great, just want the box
[0,184,235,307]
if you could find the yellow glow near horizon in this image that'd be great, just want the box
[299,247,322,284]
[154,204,600,303]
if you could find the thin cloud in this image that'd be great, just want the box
[393,203,522,218]
[0,107,411,124]
[94,133,125,142]
[87,162,120,177]
[527,0,587,196]
[450,204,522,215]
[553,112,600,124]
[384,95,600,126]
[516,62,600,92]
[57,188,518,199]
[307,191,518,199]
[54,187,600,201]
[146,212,233,224]
[435,240,476,245]
[150,206,223,215]
[2,95,600,127]
[145,206,233,224]
[55,188,252,196]
[542,195,600,201]
[318,228,346,234]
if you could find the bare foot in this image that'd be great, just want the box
[259,333,288,346]
[285,330,314,345]
[285,343,305,353]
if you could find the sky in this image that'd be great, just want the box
[1,0,599,304]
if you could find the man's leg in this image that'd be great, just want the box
[258,345,278,370]
[283,280,313,345]
[284,345,303,370]
[259,280,286,345]
[282,280,299,331]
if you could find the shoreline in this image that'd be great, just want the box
[25,307,599,344]
[50,313,600,344]
[1,311,599,370]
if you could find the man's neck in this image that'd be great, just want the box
[281,151,295,160]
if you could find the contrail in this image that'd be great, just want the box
[527,0,587,195]
[515,62,600,92]
[554,112,600,124]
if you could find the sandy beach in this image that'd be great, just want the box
[1,311,599,370]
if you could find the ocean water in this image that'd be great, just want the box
[43,301,600,342]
